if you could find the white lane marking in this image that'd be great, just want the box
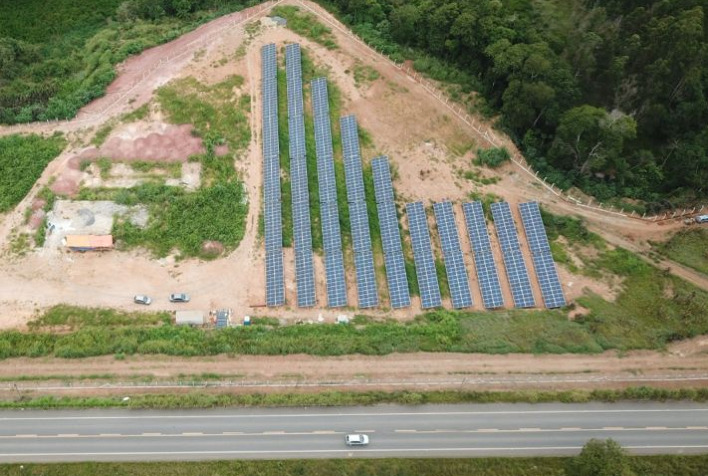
[646,426,668,430]
[2,408,707,421]
[4,427,704,440]
[561,427,581,431]
[2,445,708,458]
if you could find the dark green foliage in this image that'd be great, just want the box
[112,181,248,258]
[0,0,251,124]
[475,147,510,168]
[0,134,66,212]
[566,439,636,476]
[316,0,708,205]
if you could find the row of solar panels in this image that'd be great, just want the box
[285,43,316,308]
[402,199,566,310]
[261,43,285,307]
[263,44,565,311]
[341,115,378,308]
[311,77,347,308]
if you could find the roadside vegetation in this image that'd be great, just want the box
[655,228,708,275]
[0,133,66,212]
[0,439,707,475]
[0,0,254,124]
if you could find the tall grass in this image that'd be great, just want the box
[271,5,338,49]
[656,228,708,275]
[0,134,66,212]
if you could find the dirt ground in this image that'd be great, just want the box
[2,335,708,398]
[0,0,707,389]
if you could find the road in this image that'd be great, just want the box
[0,403,707,462]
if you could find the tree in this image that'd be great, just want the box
[549,105,636,176]
[565,439,636,476]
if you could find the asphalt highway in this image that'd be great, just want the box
[0,403,707,462]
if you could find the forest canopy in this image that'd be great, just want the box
[320,0,708,207]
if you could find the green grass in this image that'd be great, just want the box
[352,62,380,86]
[272,5,338,49]
[3,386,708,410]
[0,133,66,212]
[120,103,150,122]
[91,122,115,146]
[0,0,253,124]
[277,64,293,247]
[2,455,708,476]
[157,75,250,157]
[129,161,182,178]
[110,181,248,259]
[29,305,171,330]
[2,453,708,476]
[656,228,708,275]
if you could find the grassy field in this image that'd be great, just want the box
[0,134,66,212]
[656,228,708,275]
[1,454,708,476]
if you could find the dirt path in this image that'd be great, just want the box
[2,336,708,397]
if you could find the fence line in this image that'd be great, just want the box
[297,0,705,223]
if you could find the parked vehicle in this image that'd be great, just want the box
[345,434,369,446]
[695,214,708,224]
[133,295,152,305]
[169,293,190,303]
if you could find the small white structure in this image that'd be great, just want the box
[175,310,205,326]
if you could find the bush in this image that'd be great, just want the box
[475,147,510,168]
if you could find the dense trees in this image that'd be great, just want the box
[0,0,249,125]
[320,0,708,205]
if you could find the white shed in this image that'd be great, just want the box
[175,310,205,326]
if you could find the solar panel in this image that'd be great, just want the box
[294,248,316,307]
[406,202,442,309]
[349,201,372,253]
[371,156,395,203]
[491,202,535,308]
[384,251,411,309]
[490,202,521,252]
[462,202,492,253]
[518,201,565,308]
[262,43,284,307]
[501,250,535,308]
[321,202,343,252]
[354,250,378,308]
[371,155,409,308]
[519,201,552,253]
[324,250,348,308]
[378,200,403,254]
[265,250,285,306]
[473,251,505,309]
[433,202,473,309]
[461,201,504,309]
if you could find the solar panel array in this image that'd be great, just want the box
[462,202,504,309]
[341,115,377,308]
[372,157,410,308]
[311,77,346,308]
[261,44,284,307]
[519,202,566,308]
[407,202,442,309]
[433,202,473,309]
[490,202,535,308]
[286,43,315,307]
